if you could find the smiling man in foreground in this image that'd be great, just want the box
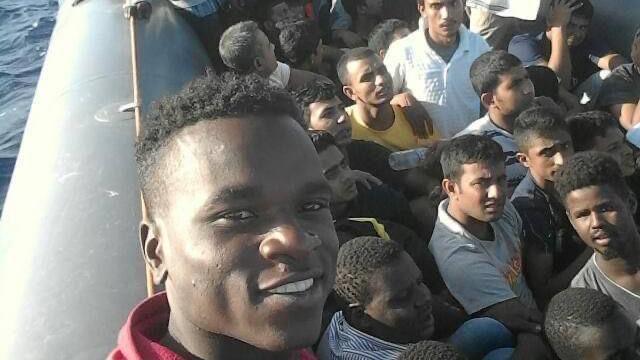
[110,73,339,360]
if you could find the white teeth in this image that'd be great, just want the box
[268,278,314,294]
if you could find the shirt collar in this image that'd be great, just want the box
[418,17,471,54]
[331,311,407,354]
[436,199,476,240]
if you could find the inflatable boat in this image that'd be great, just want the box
[0,0,209,358]
[0,0,637,358]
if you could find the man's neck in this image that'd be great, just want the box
[426,28,459,48]
[595,237,640,291]
[530,171,555,194]
[355,101,395,131]
[446,201,493,241]
[487,110,515,133]
[163,312,292,360]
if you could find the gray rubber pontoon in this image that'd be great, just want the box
[0,0,209,358]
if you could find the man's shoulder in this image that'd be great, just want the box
[609,63,640,83]
[571,256,598,288]
[511,174,542,206]
[461,26,491,52]
[454,115,491,137]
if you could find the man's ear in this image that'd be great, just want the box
[480,92,495,110]
[343,85,357,102]
[516,152,530,168]
[140,222,168,285]
[442,178,457,198]
[378,49,386,59]
[417,1,426,16]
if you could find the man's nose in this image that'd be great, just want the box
[440,5,449,19]
[487,183,502,200]
[553,151,566,167]
[259,223,321,264]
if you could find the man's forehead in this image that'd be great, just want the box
[461,161,504,177]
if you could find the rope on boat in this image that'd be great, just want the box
[124,0,154,298]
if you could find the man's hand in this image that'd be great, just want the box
[513,333,555,360]
[547,0,582,29]
[390,92,433,138]
[480,298,543,334]
[351,170,382,190]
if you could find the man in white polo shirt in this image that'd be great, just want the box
[384,0,490,138]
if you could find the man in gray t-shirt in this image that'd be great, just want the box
[431,135,551,357]
[555,151,640,323]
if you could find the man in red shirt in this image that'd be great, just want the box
[110,73,338,360]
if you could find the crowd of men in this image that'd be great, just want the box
[104,0,640,359]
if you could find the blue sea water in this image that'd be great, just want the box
[0,0,57,210]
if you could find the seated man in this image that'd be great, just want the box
[555,151,640,320]
[318,237,515,360]
[219,21,323,90]
[457,50,536,194]
[110,74,338,359]
[511,107,591,309]
[597,27,640,130]
[509,0,625,104]
[367,19,411,60]
[430,135,551,357]
[384,0,490,137]
[338,47,438,151]
[545,288,640,360]
[309,130,423,236]
[398,341,466,360]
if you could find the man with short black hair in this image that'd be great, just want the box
[367,19,411,60]
[219,20,322,90]
[384,0,490,137]
[511,107,590,309]
[309,131,422,235]
[545,288,640,360]
[278,19,325,73]
[457,50,535,194]
[430,134,552,357]
[338,47,437,151]
[555,151,640,321]
[110,73,338,359]
[566,111,636,177]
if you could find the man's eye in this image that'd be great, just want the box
[221,210,256,221]
[301,201,328,212]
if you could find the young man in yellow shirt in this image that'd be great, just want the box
[337,48,438,151]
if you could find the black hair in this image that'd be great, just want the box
[278,19,321,67]
[469,50,522,96]
[440,135,505,182]
[545,288,618,360]
[334,236,403,306]
[368,19,410,55]
[554,151,631,204]
[526,65,559,101]
[337,47,377,85]
[513,106,569,152]
[572,0,594,20]
[398,340,467,360]
[308,130,338,154]
[292,78,338,126]
[219,21,264,73]
[565,111,618,152]
[137,72,303,217]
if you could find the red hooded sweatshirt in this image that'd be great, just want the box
[110,292,317,360]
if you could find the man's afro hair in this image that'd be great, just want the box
[136,72,303,216]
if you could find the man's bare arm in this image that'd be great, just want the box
[611,101,640,130]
